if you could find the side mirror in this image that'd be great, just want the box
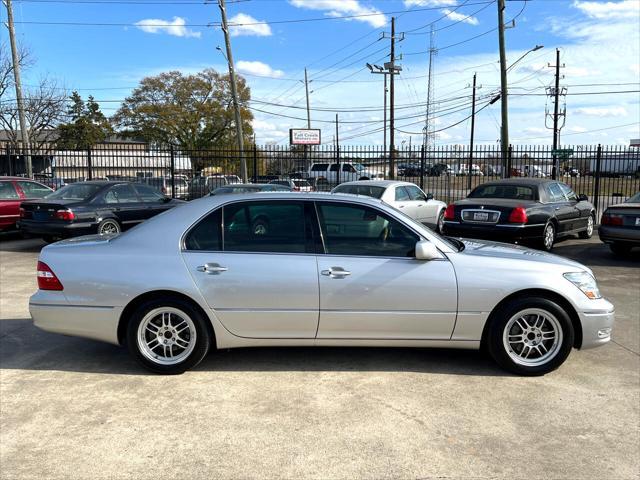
[425,193,434,201]
[578,194,588,202]
[415,241,441,261]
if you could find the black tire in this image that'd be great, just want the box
[539,222,556,251]
[579,214,595,239]
[610,242,632,256]
[126,298,212,374]
[97,218,121,235]
[486,297,574,376]
[42,235,60,244]
[436,210,445,234]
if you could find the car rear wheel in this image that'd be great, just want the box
[540,222,555,251]
[127,298,211,374]
[98,218,121,235]
[579,214,594,239]
[486,297,574,376]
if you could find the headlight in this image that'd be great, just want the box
[564,272,602,299]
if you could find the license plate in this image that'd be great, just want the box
[474,212,489,221]
[636,217,640,226]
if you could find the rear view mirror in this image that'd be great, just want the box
[415,241,441,261]
[578,194,588,202]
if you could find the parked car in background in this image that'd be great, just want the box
[442,179,595,251]
[481,164,502,177]
[18,181,184,242]
[428,163,453,177]
[30,192,614,376]
[0,177,53,232]
[211,184,292,195]
[269,178,314,192]
[458,164,484,176]
[332,180,447,232]
[523,165,548,178]
[308,162,384,184]
[599,191,640,256]
[188,175,242,199]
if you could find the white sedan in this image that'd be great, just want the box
[30,192,614,375]
[331,180,447,232]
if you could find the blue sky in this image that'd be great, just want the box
[2,0,639,145]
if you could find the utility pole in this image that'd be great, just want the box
[218,0,247,183]
[366,63,390,160]
[4,0,32,177]
[497,0,509,177]
[546,48,566,180]
[335,114,340,185]
[304,68,311,128]
[389,17,396,180]
[467,73,480,191]
[424,25,437,149]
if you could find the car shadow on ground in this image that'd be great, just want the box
[551,238,640,268]
[0,234,46,253]
[0,319,509,377]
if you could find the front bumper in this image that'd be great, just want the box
[18,219,96,237]
[578,298,615,349]
[442,221,545,242]
[598,225,640,245]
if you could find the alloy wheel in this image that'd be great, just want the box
[137,307,197,366]
[543,224,555,250]
[100,220,120,235]
[502,308,563,367]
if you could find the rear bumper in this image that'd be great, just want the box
[18,219,96,237]
[442,221,545,242]
[598,225,640,245]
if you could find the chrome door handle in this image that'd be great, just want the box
[197,263,228,274]
[321,267,351,278]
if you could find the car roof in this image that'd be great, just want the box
[0,176,44,181]
[335,180,415,188]
[476,178,553,188]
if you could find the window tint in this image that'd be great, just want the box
[342,164,356,173]
[547,183,566,202]
[133,184,165,202]
[332,184,385,199]
[46,183,102,200]
[468,184,535,200]
[311,164,329,172]
[405,185,427,201]
[317,203,419,257]
[223,201,308,253]
[17,181,51,199]
[559,183,577,202]
[329,164,340,172]
[395,186,411,201]
[109,184,139,202]
[0,181,19,200]
[184,208,222,251]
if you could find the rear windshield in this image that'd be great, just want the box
[293,180,311,187]
[45,183,102,200]
[333,184,385,199]
[626,192,640,203]
[468,184,535,201]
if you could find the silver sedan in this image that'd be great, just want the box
[332,180,447,232]
[30,192,614,375]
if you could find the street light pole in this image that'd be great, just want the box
[218,0,247,183]
[497,0,509,177]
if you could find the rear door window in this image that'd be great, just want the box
[405,185,427,201]
[109,184,139,203]
[16,181,51,199]
[559,183,577,202]
[184,209,222,251]
[394,186,411,201]
[547,183,567,202]
[0,181,20,200]
[133,184,165,202]
[311,164,329,172]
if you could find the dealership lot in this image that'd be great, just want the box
[1,234,638,479]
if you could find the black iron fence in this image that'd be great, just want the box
[3,144,639,214]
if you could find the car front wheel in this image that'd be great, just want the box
[127,298,212,374]
[486,297,574,376]
[579,214,594,239]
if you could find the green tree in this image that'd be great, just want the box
[56,92,113,149]
[112,69,253,151]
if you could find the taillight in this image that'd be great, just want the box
[601,213,623,226]
[508,206,528,223]
[444,204,455,220]
[37,261,63,291]
[55,209,75,221]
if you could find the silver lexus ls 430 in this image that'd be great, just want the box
[30,193,614,375]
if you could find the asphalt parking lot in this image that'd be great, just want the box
[1,234,638,480]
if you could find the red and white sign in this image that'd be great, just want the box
[290,129,321,145]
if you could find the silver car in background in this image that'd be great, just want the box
[30,193,614,375]
[332,180,447,232]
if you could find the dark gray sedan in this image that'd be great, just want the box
[599,192,640,255]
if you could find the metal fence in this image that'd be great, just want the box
[3,144,639,214]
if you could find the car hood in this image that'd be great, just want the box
[456,238,590,273]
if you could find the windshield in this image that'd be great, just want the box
[468,184,535,201]
[333,184,385,199]
[293,180,310,187]
[626,192,640,203]
[45,183,102,201]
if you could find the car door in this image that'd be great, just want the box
[314,201,458,340]
[107,183,145,226]
[0,180,22,230]
[393,185,416,218]
[132,183,171,218]
[547,182,575,233]
[405,184,432,223]
[181,200,320,338]
[559,183,586,231]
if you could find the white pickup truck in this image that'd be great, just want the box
[308,162,385,185]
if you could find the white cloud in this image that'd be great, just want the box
[404,0,457,6]
[135,17,201,38]
[573,0,640,20]
[237,61,285,78]
[574,106,628,117]
[228,13,272,37]
[524,127,546,134]
[566,126,588,133]
[252,119,278,131]
[288,0,387,28]
[441,8,479,25]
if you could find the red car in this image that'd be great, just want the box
[0,177,53,232]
